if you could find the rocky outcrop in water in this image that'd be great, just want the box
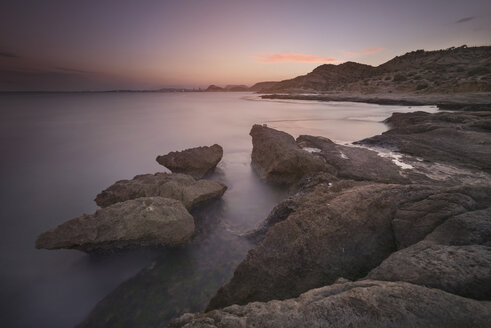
[249,124,330,184]
[36,197,194,251]
[156,144,223,178]
[358,111,491,173]
[296,135,414,184]
[95,173,227,210]
[207,180,491,310]
[170,280,491,328]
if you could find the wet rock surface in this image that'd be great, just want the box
[156,144,223,179]
[358,111,491,173]
[95,172,227,210]
[169,280,491,328]
[296,134,414,184]
[366,241,491,300]
[36,197,195,252]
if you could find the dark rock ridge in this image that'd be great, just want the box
[366,241,491,300]
[249,124,329,184]
[358,111,491,173]
[207,180,491,310]
[156,144,223,179]
[36,197,194,251]
[169,280,491,328]
[296,135,414,184]
[95,172,227,210]
[255,45,491,94]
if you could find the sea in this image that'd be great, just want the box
[0,92,437,327]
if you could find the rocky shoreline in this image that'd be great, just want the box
[168,108,491,327]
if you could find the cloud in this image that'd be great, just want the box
[342,48,384,57]
[0,51,20,58]
[455,16,476,24]
[54,66,91,74]
[254,53,340,63]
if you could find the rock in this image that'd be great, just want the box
[95,173,227,210]
[169,280,491,328]
[249,125,330,185]
[392,185,491,249]
[366,241,491,300]
[358,111,491,173]
[207,181,491,310]
[35,197,194,251]
[425,207,491,246]
[296,135,413,184]
[156,144,223,179]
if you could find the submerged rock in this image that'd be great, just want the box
[207,181,491,310]
[170,280,491,328]
[249,124,329,185]
[36,197,194,251]
[156,144,223,179]
[95,173,226,210]
[366,241,491,300]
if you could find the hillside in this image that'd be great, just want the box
[256,45,491,94]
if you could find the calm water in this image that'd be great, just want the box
[0,92,436,327]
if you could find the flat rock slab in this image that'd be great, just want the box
[36,197,194,252]
[358,111,491,173]
[296,135,412,184]
[156,144,223,179]
[366,241,491,300]
[250,124,329,185]
[169,280,491,328]
[95,172,227,210]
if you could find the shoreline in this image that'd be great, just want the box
[260,92,491,110]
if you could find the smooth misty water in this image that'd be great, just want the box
[0,92,437,327]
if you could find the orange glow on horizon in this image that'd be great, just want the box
[254,53,340,63]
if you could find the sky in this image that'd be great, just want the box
[0,0,490,91]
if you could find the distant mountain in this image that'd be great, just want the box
[255,45,491,94]
[205,84,250,92]
[205,85,225,92]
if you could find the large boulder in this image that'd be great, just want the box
[35,197,194,252]
[156,144,223,179]
[249,124,329,185]
[358,111,491,173]
[170,280,491,328]
[425,207,491,246]
[207,181,491,310]
[95,173,226,210]
[366,241,491,300]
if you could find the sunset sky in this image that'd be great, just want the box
[1,0,490,91]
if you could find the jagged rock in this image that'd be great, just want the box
[366,241,491,300]
[156,144,223,179]
[358,111,491,173]
[207,181,491,310]
[249,125,330,185]
[169,280,491,328]
[296,135,413,184]
[35,197,194,251]
[425,207,491,246]
[95,173,226,210]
